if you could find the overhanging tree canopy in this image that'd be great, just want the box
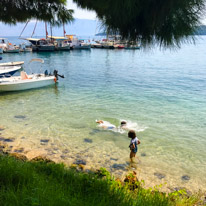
[73,0,206,47]
[0,0,73,25]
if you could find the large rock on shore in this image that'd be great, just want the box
[31,156,55,163]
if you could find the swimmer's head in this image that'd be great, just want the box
[96,120,104,124]
[121,121,127,126]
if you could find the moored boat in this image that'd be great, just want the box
[66,35,91,50]
[0,61,24,67]
[0,73,56,92]
[48,36,70,51]
[26,38,55,52]
[0,66,22,78]
[0,58,64,92]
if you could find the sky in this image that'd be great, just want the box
[67,0,206,24]
[67,0,97,20]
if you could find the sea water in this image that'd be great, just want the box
[0,36,206,192]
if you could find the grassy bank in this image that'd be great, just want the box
[0,154,204,206]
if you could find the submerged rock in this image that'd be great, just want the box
[60,155,67,160]
[154,172,165,179]
[84,138,93,143]
[181,175,190,181]
[112,163,127,171]
[31,156,54,163]
[74,159,86,165]
[110,158,118,161]
[0,137,5,141]
[10,153,28,161]
[4,138,15,142]
[14,115,26,119]
[40,139,49,143]
[62,149,69,154]
[14,148,24,153]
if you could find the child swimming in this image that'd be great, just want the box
[96,120,116,130]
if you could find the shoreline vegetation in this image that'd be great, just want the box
[0,141,205,205]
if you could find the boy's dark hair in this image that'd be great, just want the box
[128,130,136,139]
[121,121,127,125]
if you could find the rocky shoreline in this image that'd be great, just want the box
[0,124,205,202]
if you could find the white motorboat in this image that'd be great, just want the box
[0,58,64,92]
[66,35,91,50]
[0,61,24,67]
[0,72,57,92]
[0,66,22,77]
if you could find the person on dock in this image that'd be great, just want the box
[128,130,140,162]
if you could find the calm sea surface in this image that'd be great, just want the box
[0,36,206,192]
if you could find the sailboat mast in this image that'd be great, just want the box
[31,20,37,38]
[50,24,53,38]
[45,22,48,39]
[63,24,66,37]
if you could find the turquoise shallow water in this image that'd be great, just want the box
[0,36,206,192]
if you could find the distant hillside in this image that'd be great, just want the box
[0,19,98,37]
[195,25,206,35]
[1,21,206,37]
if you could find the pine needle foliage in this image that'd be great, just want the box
[0,0,74,26]
[73,0,206,47]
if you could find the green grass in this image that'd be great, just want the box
[0,155,204,206]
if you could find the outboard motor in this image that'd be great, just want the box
[53,70,65,80]
[53,69,58,80]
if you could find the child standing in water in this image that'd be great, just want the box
[128,130,140,162]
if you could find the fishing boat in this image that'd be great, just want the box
[66,35,91,50]
[0,66,22,78]
[0,58,64,92]
[26,38,55,52]
[0,61,24,67]
[48,36,70,51]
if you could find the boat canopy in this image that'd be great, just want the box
[26,38,40,41]
[48,36,67,40]
[29,58,44,64]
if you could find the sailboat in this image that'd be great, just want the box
[47,24,70,51]
[23,22,55,52]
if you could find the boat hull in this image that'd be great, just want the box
[32,45,55,52]
[0,66,22,78]
[0,76,55,92]
[72,45,91,50]
[4,49,20,53]
[56,45,70,51]
[0,61,24,67]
